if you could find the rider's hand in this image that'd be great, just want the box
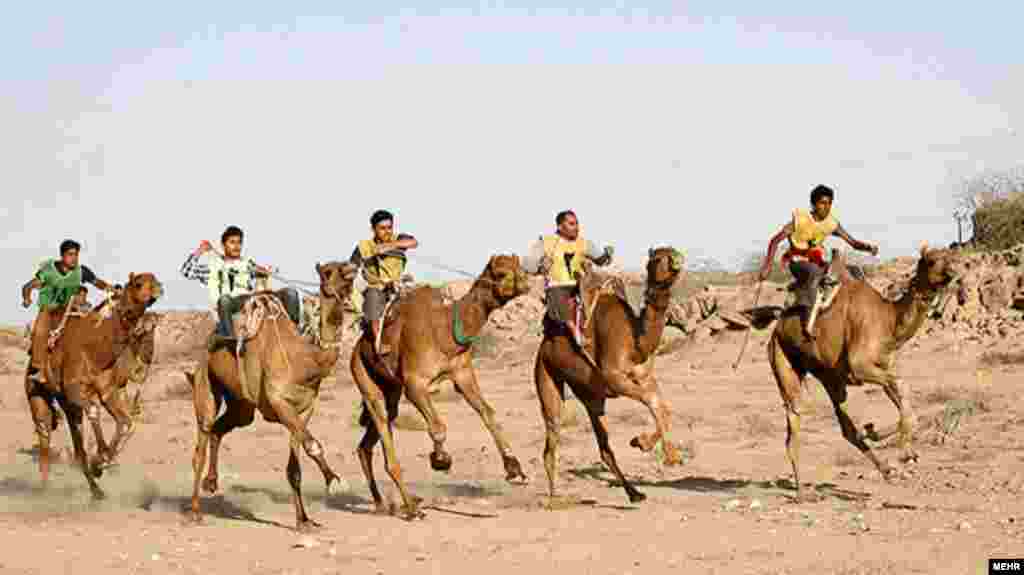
[603,246,614,258]
[866,243,879,257]
[195,240,212,256]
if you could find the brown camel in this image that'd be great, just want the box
[87,310,161,464]
[27,273,163,498]
[349,254,531,520]
[534,246,686,504]
[769,244,965,500]
[188,261,356,531]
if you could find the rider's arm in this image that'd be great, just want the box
[392,233,417,251]
[348,245,363,268]
[180,252,210,284]
[832,223,877,254]
[207,256,224,308]
[764,222,793,267]
[21,278,42,303]
[80,265,113,291]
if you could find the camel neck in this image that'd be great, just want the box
[892,277,934,346]
[634,282,673,360]
[452,283,497,346]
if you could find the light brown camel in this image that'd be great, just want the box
[188,261,356,531]
[349,255,531,520]
[534,246,685,504]
[27,273,163,498]
[87,310,161,465]
[769,244,965,500]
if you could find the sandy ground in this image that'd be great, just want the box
[2,330,1022,575]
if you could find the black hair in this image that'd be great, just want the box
[370,210,394,227]
[555,210,577,226]
[810,185,834,205]
[221,225,244,244]
[59,239,81,255]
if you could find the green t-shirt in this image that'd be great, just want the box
[35,259,94,309]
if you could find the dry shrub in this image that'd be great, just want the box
[973,191,1024,251]
[979,350,1024,367]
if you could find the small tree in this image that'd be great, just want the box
[952,166,1024,245]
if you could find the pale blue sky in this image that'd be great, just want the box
[2,2,1021,321]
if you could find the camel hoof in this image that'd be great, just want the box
[189,511,204,525]
[503,456,528,484]
[629,434,656,452]
[399,503,426,521]
[202,476,219,494]
[324,473,349,496]
[90,487,107,501]
[627,491,647,504]
[296,519,323,533]
[899,451,920,464]
[429,451,452,472]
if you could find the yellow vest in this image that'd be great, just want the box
[542,234,587,288]
[788,208,838,250]
[358,238,406,289]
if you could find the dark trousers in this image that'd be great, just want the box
[788,260,825,308]
[216,287,301,337]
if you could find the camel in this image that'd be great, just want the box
[87,310,161,464]
[534,246,686,504]
[769,244,965,500]
[349,254,531,520]
[188,261,357,531]
[27,272,163,498]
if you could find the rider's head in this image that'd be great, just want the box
[370,210,394,242]
[221,226,244,259]
[556,210,579,240]
[59,239,81,269]
[809,185,834,220]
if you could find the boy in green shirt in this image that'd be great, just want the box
[22,240,116,389]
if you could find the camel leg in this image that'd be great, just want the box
[296,407,344,493]
[769,335,807,499]
[189,369,216,523]
[351,350,424,520]
[403,374,452,473]
[850,359,918,463]
[822,377,895,481]
[57,396,105,499]
[354,391,400,514]
[600,370,681,465]
[86,401,113,465]
[204,398,255,494]
[581,398,645,503]
[25,376,55,484]
[535,354,565,499]
[284,436,318,532]
[97,388,137,465]
[451,366,528,483]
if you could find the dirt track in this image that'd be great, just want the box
[2,326,1021,574]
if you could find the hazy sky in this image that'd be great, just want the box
[2,2,1021,321]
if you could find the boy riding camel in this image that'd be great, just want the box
[522,210,613,348]
[179,226,301,349]
[348,209,418,358]
[22,239,117,391]
[760,185,878,339]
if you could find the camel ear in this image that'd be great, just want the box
[648,247,655,258]
[919,242,929,258]
[315,262,322,276]
[128,272,135,283]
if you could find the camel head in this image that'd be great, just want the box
[315,261,358,322]
[914,242,965,293]
[123,272,163,309]
[477,254,531,303]
[646,246,685,289]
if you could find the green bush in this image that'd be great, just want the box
[973,193,1024,251]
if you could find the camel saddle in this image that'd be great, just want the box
[544,271,629,349]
